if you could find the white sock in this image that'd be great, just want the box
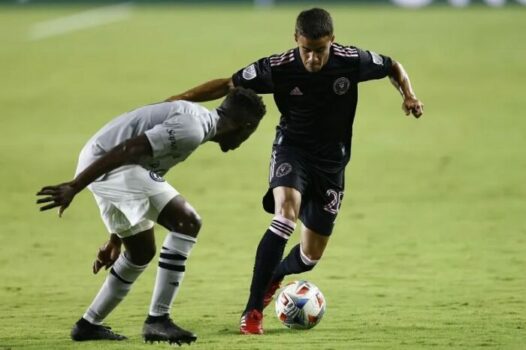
[83,253,147,325]
[148,232,196,316]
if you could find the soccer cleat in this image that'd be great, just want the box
[70,318,127,341]
[240,309,263,335]
[263,279,283,309]
[142,314,197,345]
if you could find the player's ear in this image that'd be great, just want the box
[330,35,335,44]
[294,32,298,43]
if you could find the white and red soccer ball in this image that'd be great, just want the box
[275,280,326,330]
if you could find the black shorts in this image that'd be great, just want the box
[262,145,345,236]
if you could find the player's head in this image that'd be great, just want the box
[214,87,266,152]
[294,8,335,73]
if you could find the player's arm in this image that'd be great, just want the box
[389,60,424,118]
[36,135,153,216]
[165,78,234,102]
[166,58,273,102]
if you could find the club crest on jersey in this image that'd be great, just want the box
[275,163,292,178]
[333,77,350,95]
[242,64,257,80]
[149,171,165,182]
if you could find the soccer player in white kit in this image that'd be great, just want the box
[36,87,266,345]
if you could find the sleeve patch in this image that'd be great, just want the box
[242,64,257,80]
[370,51,383,65]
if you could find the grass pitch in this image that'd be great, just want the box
[0,3,525,350]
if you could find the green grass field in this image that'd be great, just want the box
[1,3,525,349]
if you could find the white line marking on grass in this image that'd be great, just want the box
[29,2,133,41]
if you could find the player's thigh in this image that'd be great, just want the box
[157,195,202,237]
[300,225,330,261]
[263,146,309,221]
[121,228,156,265]
[89,165,177,236]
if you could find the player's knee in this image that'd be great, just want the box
[276,200,299,222]
[187,212,202,236]
[273,187,301,221]
[176,211,202,237]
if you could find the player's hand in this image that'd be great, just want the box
[93,236,122,274]
[36,181,78,217]
[403,96,424,118]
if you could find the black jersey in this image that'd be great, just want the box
[232,43,393,167]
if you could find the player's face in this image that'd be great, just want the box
[295,34,334,72]
[214,118,258,152]
[217,126,256,152]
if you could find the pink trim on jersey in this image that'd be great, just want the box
[333,45,359,58]
[270,50,295,67]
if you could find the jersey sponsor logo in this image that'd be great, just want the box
[275,162,292,178]
[242,64,257,80]
[149,171,166,182]
[333,77,350,95]
[370,51,383,65]
[289,87,303,96]
[167,129,177,150]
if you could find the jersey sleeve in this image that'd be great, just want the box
[356,48,394,82]
[144,115,202,159]
[231,57,274,94]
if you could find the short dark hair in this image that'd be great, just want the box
[222,87,266,124]
[295,8,333,40]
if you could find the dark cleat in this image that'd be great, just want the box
[142,314,197,345]
[71,318,127,341]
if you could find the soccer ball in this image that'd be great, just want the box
[275,280,326,330]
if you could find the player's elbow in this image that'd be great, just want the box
[389,60,401,77]
[226,78,235,91]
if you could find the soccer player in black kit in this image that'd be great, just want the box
[166,8,424,334]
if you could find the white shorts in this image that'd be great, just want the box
[87,165,179,238]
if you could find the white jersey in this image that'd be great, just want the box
[76,101,219,178]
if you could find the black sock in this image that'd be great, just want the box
[244,230,289,312]
[272,244,316,283]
